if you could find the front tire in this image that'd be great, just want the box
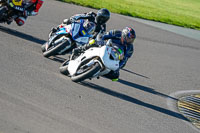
[43,38,70,58]
[41,43,46,52]
[71,63,101,82]
[59,59,70,76]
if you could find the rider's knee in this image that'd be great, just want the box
[15,17,26,26]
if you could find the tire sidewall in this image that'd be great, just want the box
[43,38,69,57]
[71,63,101,82]
[59,59,70,76]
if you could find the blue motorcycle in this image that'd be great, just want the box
[42,19,96,57]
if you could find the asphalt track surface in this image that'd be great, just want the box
[0,0,200,133]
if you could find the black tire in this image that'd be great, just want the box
[43,38,69,58]
[41,43,47,52]
[71,63,101,82]
[0,6,7,21]
[59,59,70,76]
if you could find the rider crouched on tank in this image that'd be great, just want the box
[7,0,44,26]
[72,27,136,81]
[52,8,110,38]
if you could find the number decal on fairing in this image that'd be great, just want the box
[12,0,23,6]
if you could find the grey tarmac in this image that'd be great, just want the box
[0,0,200,133]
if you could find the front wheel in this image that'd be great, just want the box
[41,42,46,52]
[71,63,101,82]
[43,37,70,58]
[59,59,70,76]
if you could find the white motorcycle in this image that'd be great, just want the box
[59,39,124,82]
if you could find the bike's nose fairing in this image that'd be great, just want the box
[100,46,119,71]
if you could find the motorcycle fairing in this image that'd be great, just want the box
[68,48,101,76]
[47,27,68,45]
[68,45,119,76]
[56,27,68,35]
[71,19,92,46]
[99,46,119,71]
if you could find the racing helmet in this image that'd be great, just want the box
[121,27,136,44]
[96,8,110,25]
[83,20,96,35]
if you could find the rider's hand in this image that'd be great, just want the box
[89,39,95,45]
[70,17,76,23]
[87,11,96,17]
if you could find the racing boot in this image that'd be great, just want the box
[103,70,119,81]
[72,39,97,56]
[6,17,13,25]
[7,20,12,25]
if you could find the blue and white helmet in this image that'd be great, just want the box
[121,27,136,44]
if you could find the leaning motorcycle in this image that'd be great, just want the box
[0,0,31,24]
[41,19,95,58]
[59,39,124,82]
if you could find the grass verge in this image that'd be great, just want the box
[59,0,200,30]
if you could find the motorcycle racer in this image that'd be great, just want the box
[72,27,136,81]
[7,0,44,26]
[52,8,110,38]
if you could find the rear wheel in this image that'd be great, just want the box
[0,6,7,21]
[71,63,101,82]
[43,37,70,58]
[59,59,70,76]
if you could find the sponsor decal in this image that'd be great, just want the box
[9,3,14,7]
[14,6,24,11]
[82,30,86,35]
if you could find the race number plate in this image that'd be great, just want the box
[12,0,23,6]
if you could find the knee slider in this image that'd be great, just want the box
[15,17,26,26]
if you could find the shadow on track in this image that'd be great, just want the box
[47,56,67,63]
[118,79,176,100]
[79,81,188,121]
[122,68,150,79]
[0,25,46,45]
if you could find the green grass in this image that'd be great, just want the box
[59,0,200,30]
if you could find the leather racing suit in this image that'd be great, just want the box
[72,29,134,80]
[15,0,44,26]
